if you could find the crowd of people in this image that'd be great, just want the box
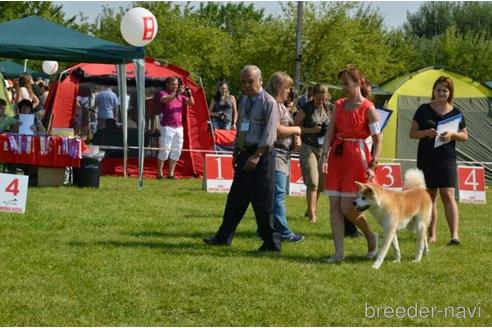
[202,64,467,260]
[1,65,468,257]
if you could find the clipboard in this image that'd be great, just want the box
[434,113,463,148]
[376,108,393,131]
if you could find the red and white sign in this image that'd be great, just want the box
[289,158,305,196]
[375,163,403,191]
[204,154,234,193]
[458,166,486,204]
[0,173,29,214]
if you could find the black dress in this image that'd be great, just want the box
[413,103,466,188]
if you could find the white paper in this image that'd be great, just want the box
[376,108,392,131]
[19,114,35,135]
[434,115,462,148]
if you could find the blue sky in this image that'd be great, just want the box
[58,1,423,29]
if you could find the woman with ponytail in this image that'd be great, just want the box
[320,65,381,263]
[15,74,39,109]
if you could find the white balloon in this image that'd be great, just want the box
[120,7,158,47]
[42,61,59,75]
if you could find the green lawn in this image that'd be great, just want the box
[0,177,490,326]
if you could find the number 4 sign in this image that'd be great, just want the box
[0,173,29,214]
[458,166,486,204]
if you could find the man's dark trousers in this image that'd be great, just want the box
[214,148,281,251]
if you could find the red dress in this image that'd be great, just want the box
[324,98,374,196]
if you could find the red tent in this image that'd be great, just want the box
[45,58,214,178]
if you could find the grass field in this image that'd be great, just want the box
[0,176,490,326]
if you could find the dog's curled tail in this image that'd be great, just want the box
[404,168,427,189]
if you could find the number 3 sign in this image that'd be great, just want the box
[0,173,29,214]
[375,163,403,191]
[458,166,486,204]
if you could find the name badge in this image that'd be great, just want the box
[240,119,251,132]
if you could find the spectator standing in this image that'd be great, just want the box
[209,82,238,130]
[409,76,467,245]
[0,98,16,132]
[266,72,304,243]
[203,65,281,252]
[321,65,380,263]
[15,74,39,109]
[156,77,194,179]
[95,86,119,130]
[294,84,331,223]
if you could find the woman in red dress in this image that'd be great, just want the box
[321,66,382,263]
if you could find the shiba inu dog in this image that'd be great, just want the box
[354,169,432,269]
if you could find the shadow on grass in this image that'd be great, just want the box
[67,238,355,265]
[126,230,261,239]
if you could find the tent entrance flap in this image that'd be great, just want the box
[396,95,492,184]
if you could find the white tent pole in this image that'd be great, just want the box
[134,58,146,188]
[116,64,128,178]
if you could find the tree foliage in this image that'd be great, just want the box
[404,1,492,39]
[1,1,491,99]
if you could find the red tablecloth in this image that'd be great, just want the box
[0,134,86,168]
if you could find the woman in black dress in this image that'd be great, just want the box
[409,76,468,245]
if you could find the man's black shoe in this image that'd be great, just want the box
[203,237,228,246]
[256,244,281,253]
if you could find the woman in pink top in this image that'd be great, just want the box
[156,77,194,179]
[320,65,382,263]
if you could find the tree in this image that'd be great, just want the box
[404,1,492,39]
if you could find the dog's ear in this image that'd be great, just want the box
[364,184,376,196]
[355,181,365,190]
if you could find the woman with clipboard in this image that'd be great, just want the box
[409,76,468,246]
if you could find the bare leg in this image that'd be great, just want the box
[329,196,344,260]
[157,159,164,178]
[306,189,317,223]
[440,187,460,241]
[168,159,177,177]
[426,188,438,242]
[341,197,377,253]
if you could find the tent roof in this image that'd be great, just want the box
[0,60,47,79]
[380,66,492,98]
[69,58,190,80]
[0,16,143,64]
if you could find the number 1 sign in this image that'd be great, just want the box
[457,166,486,204]
[0,173,29,214]
[204,154,234,193]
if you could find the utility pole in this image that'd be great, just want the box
[294,1,303,91]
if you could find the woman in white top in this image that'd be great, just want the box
[15,74,39,109]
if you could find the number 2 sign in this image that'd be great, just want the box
[0,173,29,214]
[458,166,486,204]
[289,158,306,196]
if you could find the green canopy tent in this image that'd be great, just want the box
[0,16,148,186]
[0,60,48,79]
[378,66,492,183]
